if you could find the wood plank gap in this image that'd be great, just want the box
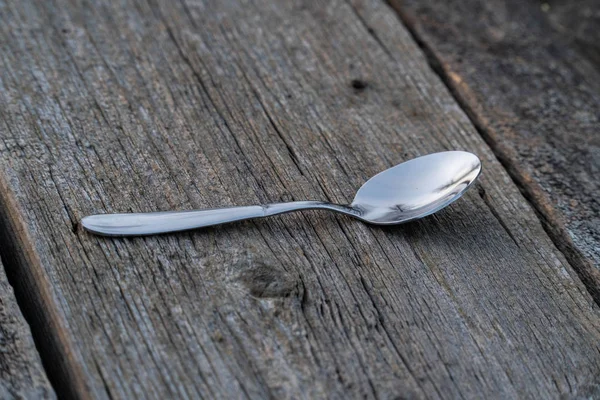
[0,174,91,399]
[385,0,600,305]
[0,245,55,398]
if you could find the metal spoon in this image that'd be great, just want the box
[82,151,481,237]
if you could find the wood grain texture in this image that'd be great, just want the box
[546,0,600,67]
[1,0,600,398]
[0,257,54,399]
[389,0,600,283]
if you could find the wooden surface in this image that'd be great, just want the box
[1,0,600,398]
[390,0,600,288]
[0,257,54,399]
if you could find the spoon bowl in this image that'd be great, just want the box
[82,151,482,236]
[352,151,481,224]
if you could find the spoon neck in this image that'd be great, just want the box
[263,201,359,218]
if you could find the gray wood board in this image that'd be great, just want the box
[0,256,55,398]
[389,0,600,283]
[546,0,600,67]
[1,0,600,398]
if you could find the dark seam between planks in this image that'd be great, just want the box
[0,231,55,398]
[344,0,394,59]
[385,0,600,307]
[0,175,91,399]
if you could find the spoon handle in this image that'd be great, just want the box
[81,201,357,237]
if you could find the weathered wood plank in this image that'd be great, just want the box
[0,256,54,399]
[545,0,600,67]
[1,0,600,398]
[389,0,600,289]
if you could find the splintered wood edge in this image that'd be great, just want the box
[0,174,87,399]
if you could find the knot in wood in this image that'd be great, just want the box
[236,260,298,299]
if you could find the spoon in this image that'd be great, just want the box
[82,151,481,236]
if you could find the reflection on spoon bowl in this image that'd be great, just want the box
[352,151,482,224]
